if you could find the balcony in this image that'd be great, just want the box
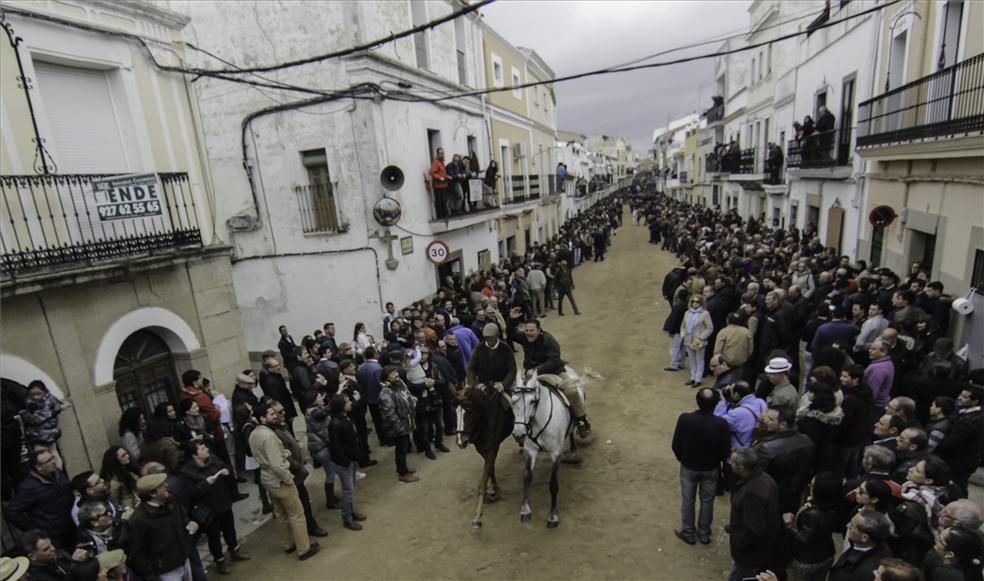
[737,148,757,174]
[528,175,541,199]
[508,175,527,203]
[703,96,725,124]
[2,172,202,278]
[857,52,984,153]
[430,179,499,222]
[787,128,853,170]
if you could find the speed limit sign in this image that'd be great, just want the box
[426,240,450,264]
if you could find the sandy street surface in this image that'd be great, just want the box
[227,210,737,580]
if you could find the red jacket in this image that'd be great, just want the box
[430,158,449,189]
[179,387,224,441]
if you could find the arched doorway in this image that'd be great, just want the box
[113,330,180,413]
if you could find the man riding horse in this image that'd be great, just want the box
[508,308,591,438]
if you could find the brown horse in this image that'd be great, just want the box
[455,385,515,528]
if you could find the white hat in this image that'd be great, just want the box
[0,557,30,581]
[764,357,792,374]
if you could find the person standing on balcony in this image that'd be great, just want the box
[556,162,567,194]
[430,148,450,219]
[801,115,817,161]
[816,106,836,160]
[446,154,466,216]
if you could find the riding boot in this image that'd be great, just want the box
[575,416,591,439]
[325,483,341,510]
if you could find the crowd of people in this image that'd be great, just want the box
[638,192,984,581]
[0,193,624,581]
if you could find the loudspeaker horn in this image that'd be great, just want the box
[380,165,405,191]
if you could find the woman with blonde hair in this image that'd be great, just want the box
[681,294,713,387]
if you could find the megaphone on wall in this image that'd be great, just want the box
[381,165,404,191]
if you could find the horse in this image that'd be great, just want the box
[511,367,586,528]
[455,384,515,528]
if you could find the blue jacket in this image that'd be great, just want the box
[6,471,75,540]
[811,319,860,353]
[357,359,384,405]
[715,394,767,449]
[447,325,480,368]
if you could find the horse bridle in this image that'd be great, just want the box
[513,381,553,449]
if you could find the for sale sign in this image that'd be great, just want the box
[92,173,164,221]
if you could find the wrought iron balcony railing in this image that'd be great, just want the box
[430,178,499,221]
[787,127,853,169]
[2,172,202,277]
[857,52,984,147]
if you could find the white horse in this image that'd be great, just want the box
[511,367,586,528]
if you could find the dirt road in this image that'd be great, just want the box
[230,212,735,580]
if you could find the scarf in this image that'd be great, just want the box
[684,307,703,337]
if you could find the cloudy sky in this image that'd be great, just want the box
[481,0,752,154]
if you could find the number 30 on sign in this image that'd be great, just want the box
[426,240,450,264]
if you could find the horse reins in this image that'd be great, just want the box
[515,381,554,449]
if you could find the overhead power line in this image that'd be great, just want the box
[174,0,496,76]
[384,0,899,105]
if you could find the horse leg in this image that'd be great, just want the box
[562,427,582,464]
[473,453,492,528]
[519,449,535,523]
[546,456,561,528]
[486,446,501,503]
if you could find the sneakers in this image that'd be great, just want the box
[343,520,363,531]
[355,471,367,480]
[398,473,420,483]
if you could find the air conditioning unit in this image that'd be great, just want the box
[512,142,525,159]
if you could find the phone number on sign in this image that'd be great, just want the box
[97,200,162,220]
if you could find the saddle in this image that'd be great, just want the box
[536,373,572,409]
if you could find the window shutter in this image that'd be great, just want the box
[34,62,129,174]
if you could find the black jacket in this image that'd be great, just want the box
[5,472,76,542]
[511,330,565,375]
[259,369,297,420]
[729,470,783,567]
[755,429,816,514]
[789,503,838,565]
[179,455,234,514]
[935,408,984,481]
[834,386,873,447]
[27,555,99,581]
[671,410,730,471]
[328,414,360,467]
[127,500,193,581]
[827,542,891,581]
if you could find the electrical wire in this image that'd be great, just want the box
[171,0,496,76]
[608,3,827,70]
[381,0,899,105]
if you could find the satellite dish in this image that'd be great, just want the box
[380,165,405,191]
[868,205,896,228]
[372,197,402,226]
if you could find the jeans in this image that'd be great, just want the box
[557,290,579,315]
[679,465,718,539]
[159,560,192,581]
[531,288,545,317]
[334,461,356,523]
[205,509,239,561]
[266,481,310,555]
[394,434,411,475]
[314,449,337,488]
[668,334,686,369]
[686,345,706,383]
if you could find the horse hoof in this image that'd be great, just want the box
[546,520,559,529]
[562,455,582,465]
[484,495,498,504]
[471,521,482,529]
[520,514,531,523]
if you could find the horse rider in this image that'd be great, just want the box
[465,323,518,404]
[508,308,591,438]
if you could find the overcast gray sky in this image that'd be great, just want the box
[481,0,752,154]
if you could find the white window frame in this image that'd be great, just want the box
[511,66,522,99]
[491,52,504,88]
